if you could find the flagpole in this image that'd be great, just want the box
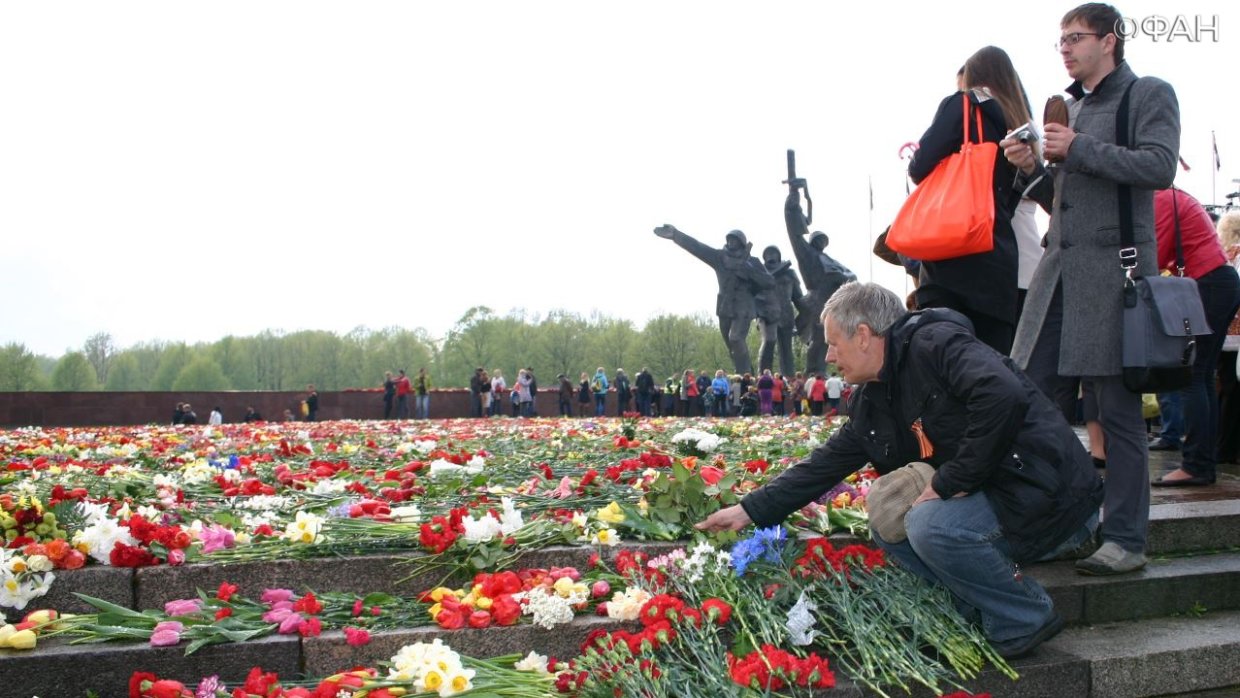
[1213,131,1218,204]
[868,175,874,282]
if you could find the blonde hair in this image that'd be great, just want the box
[1219,211,1240,248]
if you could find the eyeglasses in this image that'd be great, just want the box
[1055,32,1107,48]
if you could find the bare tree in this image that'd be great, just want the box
[82,332,115,385]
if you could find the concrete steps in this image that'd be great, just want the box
[5,494,1240,698]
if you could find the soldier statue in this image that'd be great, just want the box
[653,225,774,375]
[756,245,803,378]
[785,190,857,376]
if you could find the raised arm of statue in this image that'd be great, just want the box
[654,224,722,270]
[785,192,826,288]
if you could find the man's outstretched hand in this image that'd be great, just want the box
[695,504,752,532]
[653,224,678,239]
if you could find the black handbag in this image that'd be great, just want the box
[1115,80,1209,393]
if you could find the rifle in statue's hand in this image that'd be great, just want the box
[782,149,812,225]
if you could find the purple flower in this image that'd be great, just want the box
[149,621,184,646]
[195,675,225,698]
[163,598,203,616]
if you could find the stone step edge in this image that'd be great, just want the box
[7,608,1240,698]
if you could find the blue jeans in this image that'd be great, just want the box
[635,393,651,416]
[415,394,430,420]
[1154,391,1182,444]
[594,395,606,416]
[872,492,1097,643]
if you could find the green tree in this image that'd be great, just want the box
[636,314,700,380]
[171,357,231,391]
[0,343,47,391]
[211,336,258,390]
[103,353,145,390]
[593,317,639,375]
[150,344,192,391]
[538,310,590,380]
[51,352,99,391]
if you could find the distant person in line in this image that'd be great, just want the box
[282,408,296,422]
[578,372,592,417]
[469,368,486,418]
[382,371,396,419]
[634,367,656,417]
[208,406,223,425]
[181,404,198,425]
[171,402,185,425]
[825,373,845,412]
[592,367,610,417]
[490,369,507,417]
[243,406,263,423]
[304,384,319,421]
[395,369,412,419]
[558,373,575,417]
[477,368,492,417]
[525,368,539,416]
[614,369,632,415]
[415,368,433,419]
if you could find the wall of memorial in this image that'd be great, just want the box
[0,390,621,428]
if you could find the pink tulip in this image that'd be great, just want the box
[591,580,611,598]
[163,599,202,616]
[149,621,183,647]
[261,588,295,604]
[262,607,294,624]
[200,525,236,554]
[278,614,305,635]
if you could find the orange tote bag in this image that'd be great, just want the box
[887,94,997,262]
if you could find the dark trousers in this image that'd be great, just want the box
[1181,265,1240,479]
[1024,283,1147,553]
[1219,351,1240,464]
[383,396,393,419]
[635,393,651,417]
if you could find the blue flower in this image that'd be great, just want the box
[730,526,786,577]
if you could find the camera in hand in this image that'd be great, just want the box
[1005,122,1040,144]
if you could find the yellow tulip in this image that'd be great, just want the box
[4,629,36,650]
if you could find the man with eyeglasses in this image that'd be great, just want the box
[1001,3,1180,575]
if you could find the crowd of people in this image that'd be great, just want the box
[696,1,1239,662]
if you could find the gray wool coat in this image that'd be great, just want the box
[1011,62,1180,377]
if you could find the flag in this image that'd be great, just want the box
[1179,156,1191,172]
[1214,131,1222,171]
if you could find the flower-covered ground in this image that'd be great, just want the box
[1,416,1003,697]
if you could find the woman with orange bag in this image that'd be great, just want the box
[905,46,1031,355]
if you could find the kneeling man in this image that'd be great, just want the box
[698,282,1102,658]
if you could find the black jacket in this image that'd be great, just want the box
[741,309,1102,562]
[908,91,1020,328]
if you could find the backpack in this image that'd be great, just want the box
[591,379,602,392]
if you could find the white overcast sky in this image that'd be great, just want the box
[1,1,1235,358]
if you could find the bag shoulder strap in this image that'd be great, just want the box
[1170,187,1186,275]
[961,93,985,147]
[1116,77,1140,273]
